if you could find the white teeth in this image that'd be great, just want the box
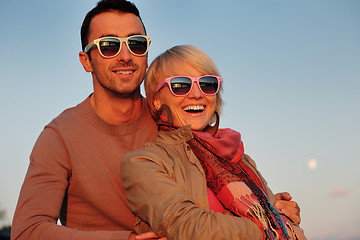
[183,105,204,111]
[116,70,133,74]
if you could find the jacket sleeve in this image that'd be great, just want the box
[121,148,264,240]
[11,127,131,240]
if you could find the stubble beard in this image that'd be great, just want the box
[99,78,142,99]
[95,67,144,99]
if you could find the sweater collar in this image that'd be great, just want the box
[78,94,153,136]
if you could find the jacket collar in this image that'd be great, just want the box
[157,125,194,143]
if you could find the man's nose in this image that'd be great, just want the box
[116,42,132,62]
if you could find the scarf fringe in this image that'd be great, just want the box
[238,195,291,240]
[285,222,298,240]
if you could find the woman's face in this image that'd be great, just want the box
[154,64,217,131]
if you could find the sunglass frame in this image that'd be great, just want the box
[84,35,151,58]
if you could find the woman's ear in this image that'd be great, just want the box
[153,96,161,110]
[79,51,93,73]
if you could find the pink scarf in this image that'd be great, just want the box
[159,122,290,240]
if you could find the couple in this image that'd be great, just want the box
[11,0,305,239]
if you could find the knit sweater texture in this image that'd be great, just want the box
[11,96,158,240]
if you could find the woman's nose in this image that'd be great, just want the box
[188,82,203,99]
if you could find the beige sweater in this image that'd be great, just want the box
[12,96,158,240]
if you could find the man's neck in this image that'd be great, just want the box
[90,90,143,125]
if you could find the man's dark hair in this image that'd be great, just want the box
[80,0,146,51]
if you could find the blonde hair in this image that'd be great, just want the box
[145,45,223,120]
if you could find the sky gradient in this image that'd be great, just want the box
[0,1,359,239]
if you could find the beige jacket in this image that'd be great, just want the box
[121,125,281,240]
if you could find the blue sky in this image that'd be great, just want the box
[0,1,359,239]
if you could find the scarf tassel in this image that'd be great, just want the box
[238,195,291,240]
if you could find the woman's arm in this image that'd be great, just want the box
[121,149,264,240]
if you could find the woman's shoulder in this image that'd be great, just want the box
[121,137,177,174]
[123,133,176,160]
[124,139,167,159]
[122,128,192,168]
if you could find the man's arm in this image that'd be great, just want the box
[131,232,166,240]
[11,127,131,240]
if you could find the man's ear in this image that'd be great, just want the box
[79,51,93,72]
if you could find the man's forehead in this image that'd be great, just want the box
[88,11,145,39]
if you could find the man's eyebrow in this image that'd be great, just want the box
[98,34,116,38]
[128,33,144,37]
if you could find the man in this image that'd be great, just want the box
[12,0,300,240]
[12,1,157,239]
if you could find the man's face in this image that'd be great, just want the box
[84,11,148,96]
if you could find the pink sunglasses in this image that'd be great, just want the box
[156,75,222,96]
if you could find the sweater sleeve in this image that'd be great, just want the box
[121,149,264,240]
[11,127,131,240]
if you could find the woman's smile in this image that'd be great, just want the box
[182,104,205,113]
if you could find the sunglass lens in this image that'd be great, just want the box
[128,36,148,55]
[170,77,192,95]
[99,38,120,57]
[199,76,219,95]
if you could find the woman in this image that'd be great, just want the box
[121,45,306,240]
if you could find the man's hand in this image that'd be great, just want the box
[292,226,307,240]
[129,231,166,240]
[275,192,301,224]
